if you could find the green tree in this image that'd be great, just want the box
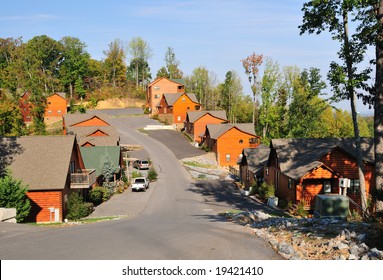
[218,71,243,123]
[287,68,328,138]
[0,37,23,93]
[59,36,90,99]
[156,66,169,79]
[127,37,152,88]
[103,39,127,87]
[22,35,63,134]
[100,153,119,183]
[164,46,183,79]
[300,0,371,214]
[66,191,90,221]
[0,169,31,222]
[258,58,281,139]
[185,67,210,109]
[0,97,25,136]
[74,77,86,99]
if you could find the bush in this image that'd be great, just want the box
[0,169,31,222]
[258,182,275,201]
[147,167,158,181]
[294,201,309,218]
[89,186,111,205]
[131,170,143,178]
[66,192,92,221]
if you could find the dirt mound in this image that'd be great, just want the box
[95,98,145,109]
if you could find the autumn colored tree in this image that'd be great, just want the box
[0,97,25,136]
[241,52,263,126]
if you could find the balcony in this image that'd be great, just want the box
[70,169,96,189]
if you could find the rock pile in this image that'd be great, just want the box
[231,211,383,260]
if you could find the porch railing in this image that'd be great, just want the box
[70,169,96,189]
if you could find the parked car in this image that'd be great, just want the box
[133,159,150,170]
[131,177,149,192]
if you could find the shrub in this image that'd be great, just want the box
[258,182,275,201]
[89,186,110,205]
[66,192,92,221]
[131,170,143,178]
[294,201,309,218]
[0,169,31,222]
[147,167,158,181]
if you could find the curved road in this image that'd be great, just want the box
[0,110,283,260]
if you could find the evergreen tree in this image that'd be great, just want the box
[0,169,31,222]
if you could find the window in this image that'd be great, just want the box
[154,86,160,90]
[249,138,259,144]
[323,181,331,193]
[266,167,269,176]
[48,110,52,114]
[288,179,293,189]
[225,154,231,162]
[182,97,186,102]
[57,110,61,114]
[70,161,75,173]
[195,105,200,110]
[154,94,160,99]
[239,139,244,144]
[350,179,360,194]
[177,116,181,121]
[275,171,279,190]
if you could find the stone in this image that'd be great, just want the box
[356,233,366,241]
[369,248,383,260]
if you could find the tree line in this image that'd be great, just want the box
[0,34,372,139]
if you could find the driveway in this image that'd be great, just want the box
[145,130,206,160]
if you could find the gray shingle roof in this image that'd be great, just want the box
[66,126,120,146]
[242,145,270,175]
[186,110,228,123]
[271,138,374,180]
[206,123,256,139]
[162,93,200,106]
[0,135,77,190]
[63,113,110,128]
[78,136,119,147]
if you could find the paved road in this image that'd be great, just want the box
[0,109,283,260]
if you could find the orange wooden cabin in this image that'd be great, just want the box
[264,138,375,212]
[157,93,201,125]
[185,110,228,143]
[202,123,260,166]
[44,93,68,124]
[146,77,185,114]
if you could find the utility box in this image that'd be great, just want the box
[314,195,349,220]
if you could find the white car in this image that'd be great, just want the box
[131,177,149,192]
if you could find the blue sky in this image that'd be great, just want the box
[0,0,374,114]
